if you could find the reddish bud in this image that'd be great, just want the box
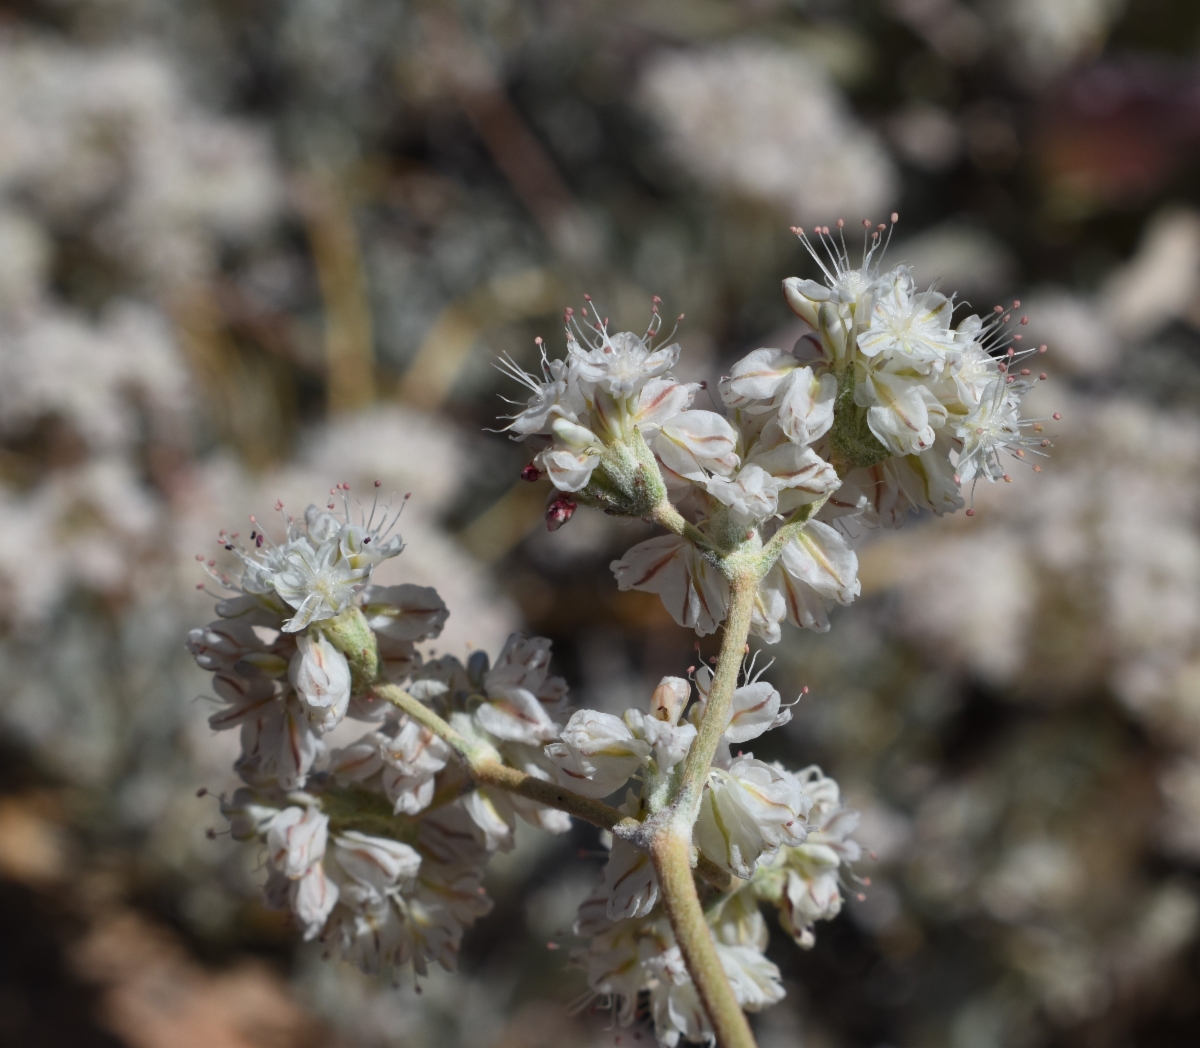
[546,496,577,531]
[521,463,542,483]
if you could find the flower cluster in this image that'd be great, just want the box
[574,890,783,1048]
[189,489,573,976]
[189,220,1050,1043]
[556,668,860,1044]
[504,220,1050,640]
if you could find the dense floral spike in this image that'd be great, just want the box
[505,224,1048,644]
[190,489,579,980]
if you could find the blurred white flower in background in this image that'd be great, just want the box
[992,0,1127,78]
[637,42,897,223]
[0,34,281,290]
[1023,208,1200,373]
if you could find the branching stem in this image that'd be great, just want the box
[371,682,734,890]
[371,682,625,830]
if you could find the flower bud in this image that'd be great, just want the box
[266,805,329,879]
[289,631,352,734]
[546,495,577,531]
[650,676,690,725]
[552,416,601,450]
[545,709,651,797]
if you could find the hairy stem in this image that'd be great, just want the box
[673,570,760,823]
[627,570,761,1048]
[651,498,718,554]
[651,832,758,1048]
[372,682,624,829]
[371,682,733,888]
[757,494,830,572]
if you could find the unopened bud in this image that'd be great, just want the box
[650,676,690,725]
[520,463,541,482]
[546,496,577,532]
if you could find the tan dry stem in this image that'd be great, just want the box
[651,832,759,1048]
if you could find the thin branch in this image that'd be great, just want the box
[370,682,733,889]
[650,498,718,553]
[758,494,830,569]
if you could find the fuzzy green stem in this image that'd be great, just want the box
[372,682,624,829]
[651,832,758,1048]
[673,570,760,824]
[635,569,761,1048]
[372,681,732,889]
[756,494,830,572]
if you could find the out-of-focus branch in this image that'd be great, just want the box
[410,9,596,265]
[295,174,376,413]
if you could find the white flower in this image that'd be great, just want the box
[688,669,792,745]
[654,410,740,482]
[380,719,453,815]
[694,757,811,878]
[647,951,711,1048]
[273,537,370,632]
[603,837,659,920]
[569,329,680,398]
[360,584,449,641]
[628,376,698,432]
[328,717,453,817]
[474,686,561,745]
[611,534,730,637]
[219,789,281,842]
[720,351,837,447]
[474,633,569,740]
[745,442,840,513]
[955,377,1044,484]
[718,943,787,1011]
[758,519,860,635]
[333,831,422,904]
[326,896,407,974]
[857,268,959,373]
[289,631,351,734]
[206,673,280,731]
[770,767,861,948]
[536,444,602,493]
[624,709,697,772]
[777,847,844,949]
[501,746,574,834]
[944,338,1000,409]
[545,710,651,798]
[857,368,944,456]
[776,366,838,446]
[706,463,779,524]
[489,634,568,708]
[237,695,325,790]
[290,865,341,940]
[722,681,792,744]
[720,347,804,408]
[460,788,517,852]
[497,351,581,435]
[266,805,329,879]
[186,617,279,673]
